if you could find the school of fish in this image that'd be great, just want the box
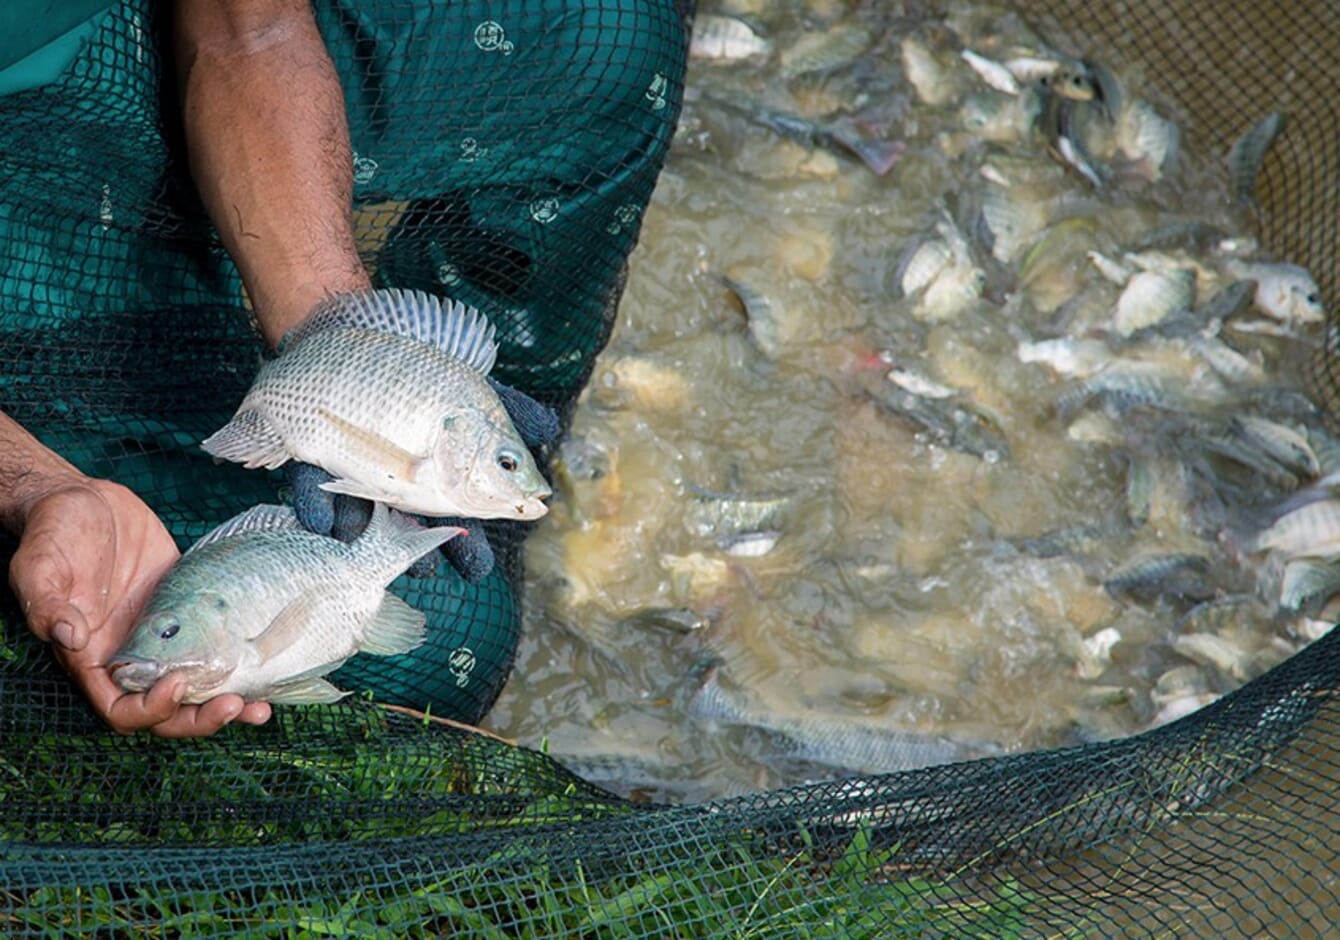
[490,2,1335,801]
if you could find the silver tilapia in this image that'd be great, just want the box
[202,289,552,519]
[688,667,997,776]
[112,504,462,704]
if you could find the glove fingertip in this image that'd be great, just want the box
[443,526,496,584]
[521,402,561,448]
[490,378,560,447]
[331,495,374,543]
[287,462,336,536]
[406,552,441,579]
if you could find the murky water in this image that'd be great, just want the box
[485,2,1329,802]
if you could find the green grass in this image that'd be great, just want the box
[0,827,1093,939]
[0,619,1097,939]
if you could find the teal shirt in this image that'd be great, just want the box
[0,1,114,96]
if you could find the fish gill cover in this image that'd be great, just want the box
[0,0,1338,938]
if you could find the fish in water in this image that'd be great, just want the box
[687,666,997,776]
[112,504,463,704]
[699,93,904,177]
[875,385,1009,460]
[1228,111,1285,210]
[689,14,771,62]
[1103,552,1217,605]
[202,288,552,520]
[1222,260,1326,324]
[683,484,791,542]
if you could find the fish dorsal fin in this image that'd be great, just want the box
[184,504,305,558]
[280,288,499,374]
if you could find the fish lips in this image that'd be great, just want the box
[513,491,552,520]
[107,650,222,695]
[107,651,169,693]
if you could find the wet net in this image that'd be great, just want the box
[1,0,1338,937]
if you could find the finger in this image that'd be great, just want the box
[69,661,237,739]
[405,551,440,579]
[488,377,560,447]
[331,494,373,543]
[438,521,495,583]
[149,694,250,739]
[8,544,91,651]
[17,593,92,652]
[235,701,273,726]
[287,462,338,536]
[75,665,188,735]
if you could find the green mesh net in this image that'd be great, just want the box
[0,0,685,723]
[2,0,1339,937]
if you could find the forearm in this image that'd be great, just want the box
[172,0,370,347]
[0,410,87,535]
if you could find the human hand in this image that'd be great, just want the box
[9,478,273,736]
[285,376,559,582]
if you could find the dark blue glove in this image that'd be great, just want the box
[487,376,560,447]
[286,379,558,582]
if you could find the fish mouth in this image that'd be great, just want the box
[108,654,167,693]
[108,649,156,669]
[515,493,551,519]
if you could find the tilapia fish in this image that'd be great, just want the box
[111,504,463,704]
[688,667,998,776]
[202,289,552,520]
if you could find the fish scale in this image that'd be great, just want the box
[1254,499,1340,559]
[688,668,997,775]
[202,289,551,520]
[112,504,463,704]
[260,327,481,474]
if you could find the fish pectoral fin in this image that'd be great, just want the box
[201,409,290,469]
[359,592,427,657]
[315,407,425,484]
[251,594,322,663]
[317,477,395,503]
[265,674,350,705]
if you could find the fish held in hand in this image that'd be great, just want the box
[111,504,463,705]
[202,289,552,520]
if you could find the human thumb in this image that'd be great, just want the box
[24,598,90,652]
[9,563,92,652]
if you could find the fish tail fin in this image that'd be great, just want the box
[356,502,465,582]
[847,138,904,176]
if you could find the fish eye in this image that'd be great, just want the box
[498,451,520,472]
[158,619,180,641]
[1307,292,1321,305]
